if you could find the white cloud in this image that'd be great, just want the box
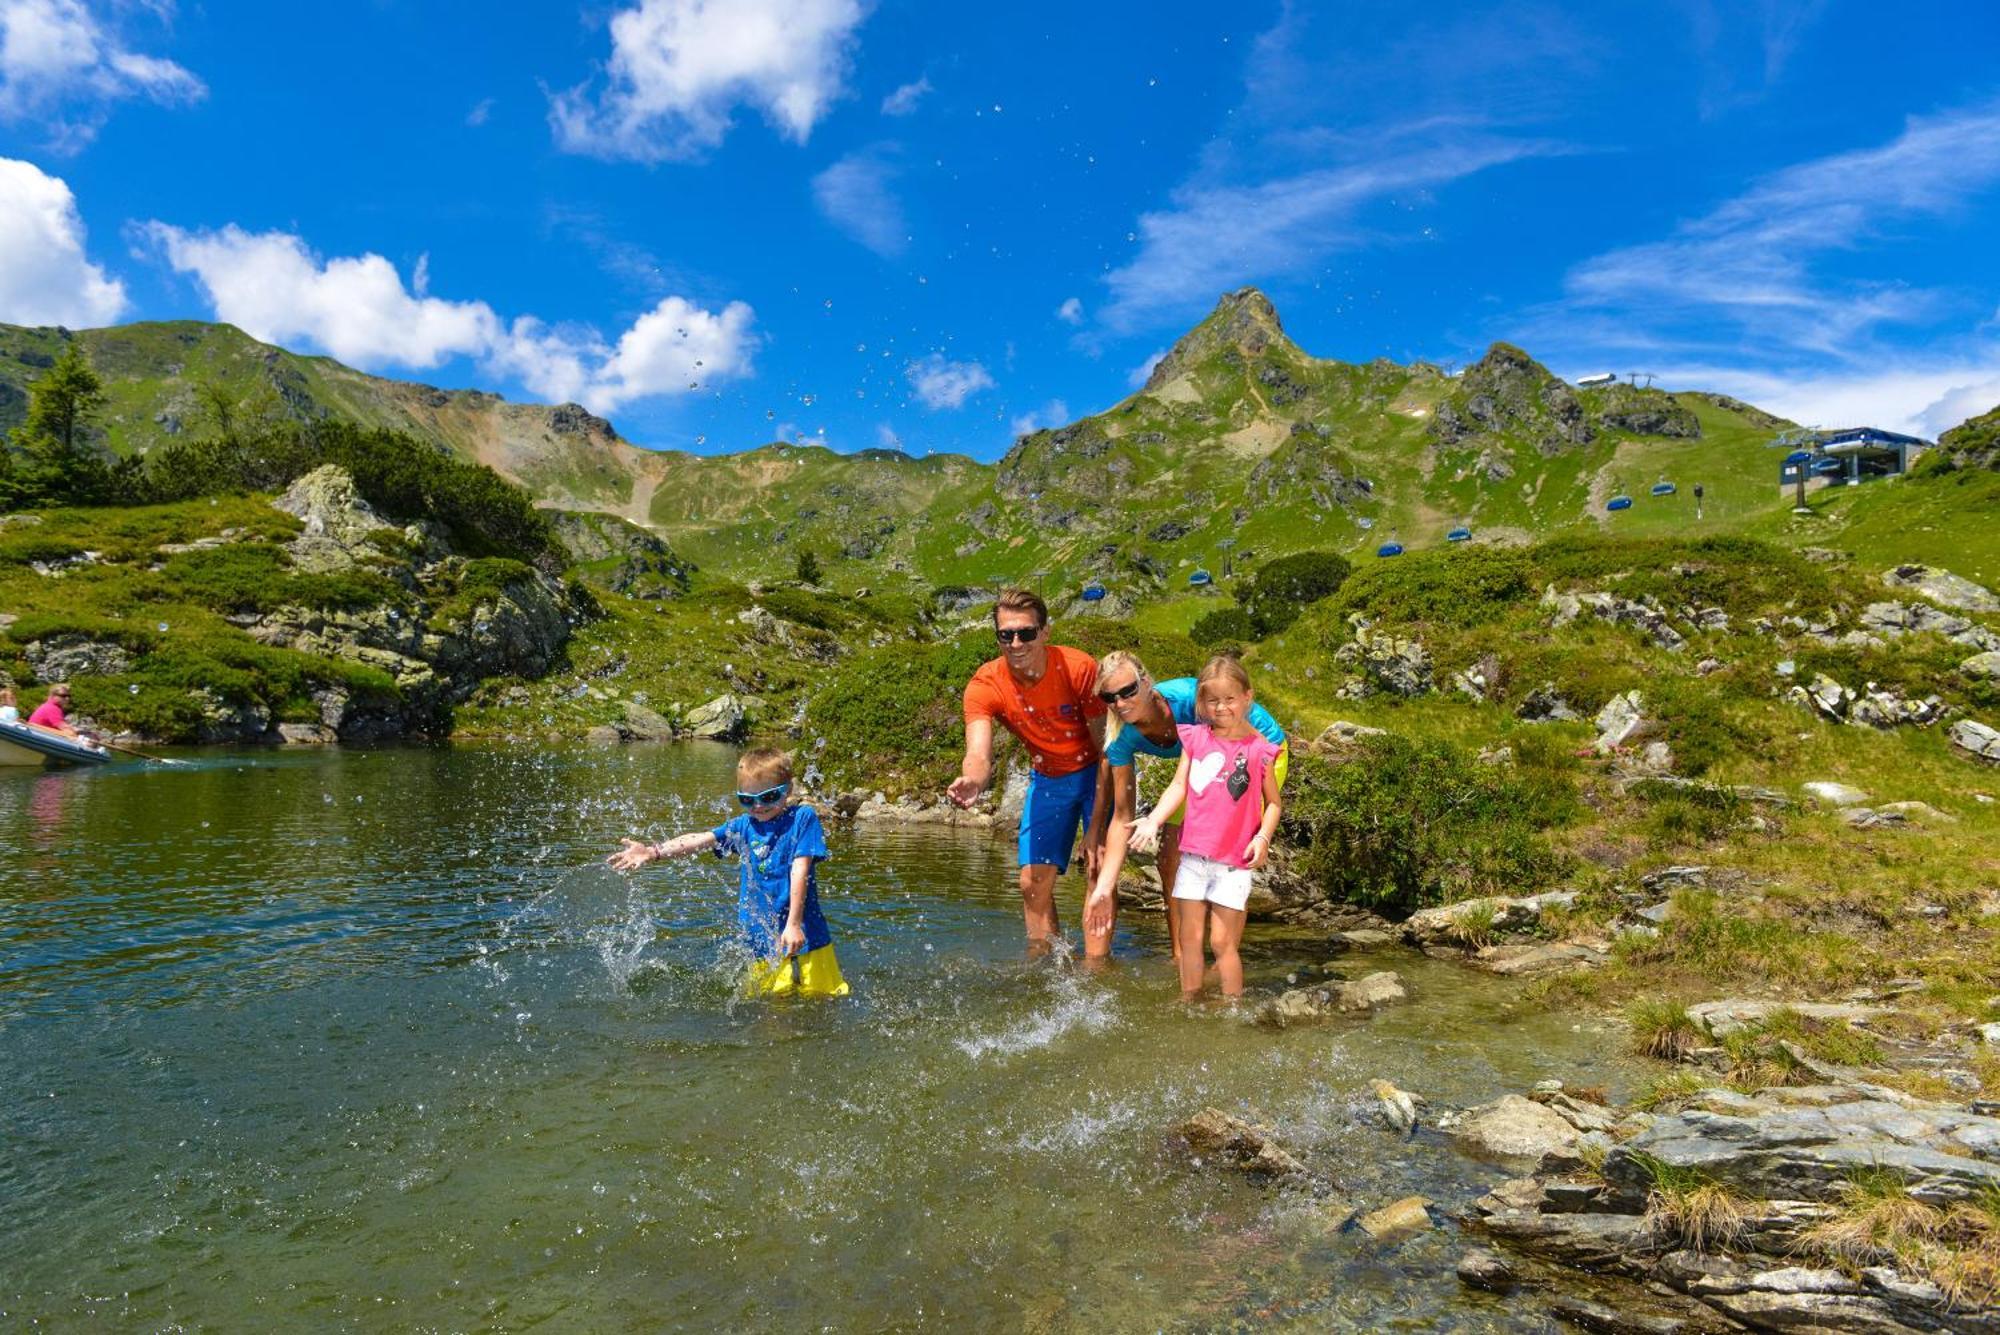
[0,156,126,325]
[1010,399,1068,437]
[1127,349,1166,388]
[1055,296,1082,325]
[880,75,928,116]
[905,352,993,410]
[1652,358,2000,441]
[1100,130,1554,335]
[812,147,905,256]
[0,0,204,150]
[1548,99,2000,360]
[465,97,494,127]
[141,220,757,414]
[549,0,867,162]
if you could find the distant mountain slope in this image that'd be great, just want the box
[0,320,648,510]
[3,293,1823,594]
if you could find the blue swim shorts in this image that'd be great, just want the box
[1018,765,1096,874]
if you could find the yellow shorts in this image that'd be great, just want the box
[1163,739,1289,828]
[745,943,851,998]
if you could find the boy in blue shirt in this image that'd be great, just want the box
[608,747,849,997]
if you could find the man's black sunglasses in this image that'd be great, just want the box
[995,625,1041,644]
[1096,680,1142,705]
[736,783,789,807]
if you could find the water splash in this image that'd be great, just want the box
[953,967,1118,1061]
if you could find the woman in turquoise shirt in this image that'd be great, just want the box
[1084,650,1287,957]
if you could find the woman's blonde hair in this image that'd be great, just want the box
[1093,650,1148,751]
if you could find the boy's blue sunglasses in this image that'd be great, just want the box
[736,783,789,807]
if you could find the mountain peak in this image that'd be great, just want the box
[1143,286,1298,392]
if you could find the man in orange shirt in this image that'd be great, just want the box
[948,588,1110,954]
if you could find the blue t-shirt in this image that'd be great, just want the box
[1102,677,1285,768]
[709,804,834,956]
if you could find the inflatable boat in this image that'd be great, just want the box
[0,718,112,768]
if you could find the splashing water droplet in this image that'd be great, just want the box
[693,359,703,368]
[157,621,170,632]
[801,394,814,407]
[766,410,776,420]
[688,382,699,391]
[129,682,140,695]
[695,434,706,445]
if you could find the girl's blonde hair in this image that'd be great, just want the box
[1195,653,1252,705]
[1093,650,1148,752]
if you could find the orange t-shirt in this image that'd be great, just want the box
[963,644,1106,777]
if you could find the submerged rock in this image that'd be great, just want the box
[1356,1195,1433,1241]
[1454,1248,1518,1293]
[1258,971,1409,1027]
[1175,1107,1309,1181]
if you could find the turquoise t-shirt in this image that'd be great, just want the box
[1102,677,1285,768]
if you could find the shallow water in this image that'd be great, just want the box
[0,743,1634,1330]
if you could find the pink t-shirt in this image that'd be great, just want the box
[1176,723,1281,867]
[28,698,67,729]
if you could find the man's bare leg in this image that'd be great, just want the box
[1019,862,1060,945]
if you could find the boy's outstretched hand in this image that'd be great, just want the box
[606,838,658,871]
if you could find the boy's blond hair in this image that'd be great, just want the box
[736,747,794,789]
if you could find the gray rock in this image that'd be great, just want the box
[1370,1078,1420,1135]
[1962,650,2000,680]
[1881,563,2000,612]
[1404,890,1577,946]
[1655,1249,2000,1335]
[276,722,335,745]
[1841,807,1908,830]
[1876,800,1952,823]
[1802,780,1871,807]
[1477,941,1605,977]
[1477,1208,1658,1275]
[1642,865,1709,892]
[1593,690,1646,751]
[1548,1297,1691,1335]
[1448,1094,1582,1167]
[584,725,622,743]
[1334,621,1433,696]
[1950,719,2000,765]
[1454,1247,1517,1293]
[1578,592,1687,651]
[1316,720,1387,746]
[619,700,676,741]
[1258,971,1408,1027]
[1861,599,2000,653]
[684,693,749,742]
[273,465,396,574]
[1518,682,1582,722]
[24,633,133,680]
[1685,999,1888,1036]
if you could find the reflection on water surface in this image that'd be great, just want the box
[0,743,1629,1329]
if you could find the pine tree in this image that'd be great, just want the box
[10,341,113,504]
[795,548,822,585]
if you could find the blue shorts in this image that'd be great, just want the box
[1019,766,1096,874]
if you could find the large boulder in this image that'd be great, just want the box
[1950,719,2000,765]
[684,693,749,741]
[24,634,133,680]
[273,465,398,574]
[1335,621,1433,697]
[1881,563,2000,613]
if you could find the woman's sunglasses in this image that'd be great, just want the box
[736,783,790,807]
[1096,680,1143,705]
[995,626,1041,644]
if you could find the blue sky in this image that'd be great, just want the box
[3,0,1999,459]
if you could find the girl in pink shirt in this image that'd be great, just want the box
[1130,655,1282,1000]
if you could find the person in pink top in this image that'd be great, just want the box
[1128,654,1282,1001]
[27,683,83,738]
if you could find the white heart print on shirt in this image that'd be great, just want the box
[1188,751,1226,794]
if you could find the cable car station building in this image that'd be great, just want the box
[1778,427,1929,494]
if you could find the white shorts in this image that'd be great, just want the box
[1171,853,1254,912]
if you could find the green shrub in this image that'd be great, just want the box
[1190,605,1257,648]
[429,557,533,626]
[1282,734,1576,915]
[1242,550,1352,635]
[158,544,406,614]
[1333,545,1531,628]
[1631,779,1748,847]
[804,632,995,791]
